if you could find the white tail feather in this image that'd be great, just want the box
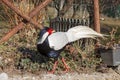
[66,25,103,42]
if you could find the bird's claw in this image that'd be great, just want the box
[48,67,71,74]
[47,70,55,74]
[63,67,71,73]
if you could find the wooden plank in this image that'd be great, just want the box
[0,0,52,43]
[1,0,42,29]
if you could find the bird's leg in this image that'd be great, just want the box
[61,57,70,72]
[48,60,58,74]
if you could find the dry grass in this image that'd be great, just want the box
[100,17,120,27]
[0,22,101,74]
[0,1,116,74]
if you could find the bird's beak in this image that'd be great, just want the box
[52,30,55,33]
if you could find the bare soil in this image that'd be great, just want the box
[0,68,120,80]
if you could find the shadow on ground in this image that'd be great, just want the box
[17,47,49,64]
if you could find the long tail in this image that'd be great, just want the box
[66,25,104,42]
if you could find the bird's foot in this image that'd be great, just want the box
[47,70,55,74]
[47,60,58,74]
[63,67,71,73]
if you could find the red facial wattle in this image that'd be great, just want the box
[47,28,53,35]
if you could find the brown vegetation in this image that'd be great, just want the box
[0,0,120,75]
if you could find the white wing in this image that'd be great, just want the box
[66,25,103,42]
[48,25,103,50]
[48,32,69,50]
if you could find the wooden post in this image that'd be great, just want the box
[93,0,100,33]
[0,0,52,43]
[1,0,42,29]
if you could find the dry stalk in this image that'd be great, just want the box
[105,27,118,49]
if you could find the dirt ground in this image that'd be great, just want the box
[0,65,119,80]
[0,68,120,80]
